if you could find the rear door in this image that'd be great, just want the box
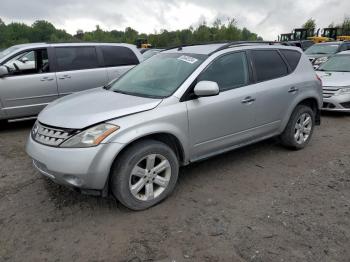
[55,46,108,97]
[248,49,300,136]
[100,45,140,81]
[0,48,58,119]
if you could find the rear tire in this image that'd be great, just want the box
[110,139,179,211]
[280,105,315,150]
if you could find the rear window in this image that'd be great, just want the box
[280,49,301,71]
[55,47,99,71]
[101,46,139,67]
[251,50,288,82]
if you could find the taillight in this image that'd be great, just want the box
[316,74,322,86]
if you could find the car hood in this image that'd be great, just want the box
[38,87,162,129]
[316,71,350,87]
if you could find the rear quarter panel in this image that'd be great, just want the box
[279,53,323,132]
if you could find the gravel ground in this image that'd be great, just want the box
[0,113,349,262]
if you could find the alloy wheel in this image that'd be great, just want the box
[129,154,171,201]
[294,113,312,144]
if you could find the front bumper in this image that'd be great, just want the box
[26,134,125,190]
[322,94,350,112]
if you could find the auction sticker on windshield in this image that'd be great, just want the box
[178,55,198,64]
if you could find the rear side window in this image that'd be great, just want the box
[55,47,99,71]
[280,49,301,71]
[101,46,139,67]
[251,50,288,82]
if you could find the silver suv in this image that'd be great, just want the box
[0,43,142,122]
[26,42,323,210]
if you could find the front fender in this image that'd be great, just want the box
[105,103,190,163]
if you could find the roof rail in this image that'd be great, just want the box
[208,41,281,55]
[163,41,231,53]
[164,41,283,55]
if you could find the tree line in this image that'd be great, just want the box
[0,18,262,49]
[302,17,350,33]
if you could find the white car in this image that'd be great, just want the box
[317,51,350,112]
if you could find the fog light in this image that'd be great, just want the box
[63,175,83,187]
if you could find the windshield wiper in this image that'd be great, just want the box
[112,89,162,99]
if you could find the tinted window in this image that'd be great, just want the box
[55,47,99,71]
[251,50,288,82]
[198,52,249,91]
[101,46,139,67]
[280,49,301,71]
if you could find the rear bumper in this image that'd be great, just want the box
[26,134,125,190]
[322,95,350,112]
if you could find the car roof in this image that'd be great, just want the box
[5,42,137,49]
[0,42,143,63]
[163,42,301,55]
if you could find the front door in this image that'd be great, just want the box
[186,51,258,160]
[0,48,58,119]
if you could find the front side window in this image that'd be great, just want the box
[198,52,249,91]
[109,53,206,98]
[3,49,50,76]
[101,46,139,67]
[55,47,99,71]
[251,50,288,82]
[318,55,350,72]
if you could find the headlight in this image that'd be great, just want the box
[60,123,119,148]
[339,87,350,95]
[313,57,328,65]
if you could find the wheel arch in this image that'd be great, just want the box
[102,132,186,197]
[281,96,321,133]
[112,132,187,167]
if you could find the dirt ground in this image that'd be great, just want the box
[0,113,349,262]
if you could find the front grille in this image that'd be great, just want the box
[340,102,350,108]
[323,86,339,98]
[32,122,75,147]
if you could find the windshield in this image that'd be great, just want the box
[318,55,350,72]
[0,46,21,60]
[108,53,206,98]
[305,44,339,55]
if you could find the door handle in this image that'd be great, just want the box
[58,75,71,80]
[241,96,256,104]
[40,76,54,81]
[288,86,299,93]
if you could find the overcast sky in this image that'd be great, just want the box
[0,0,349,40]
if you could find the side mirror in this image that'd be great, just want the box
[194,81,220,97]
[0,66,9,78]
[20,57,29,63]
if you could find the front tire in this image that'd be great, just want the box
[280,105,315,150]
[110,140,179,211]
